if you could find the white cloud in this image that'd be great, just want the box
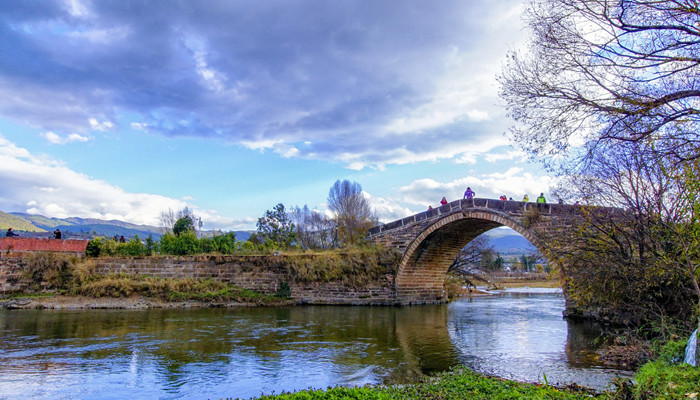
[364,191,416,223]
[130,122,149,130]
[484,149,527,163]
[41,132,89,145]
[395,168,554,211]
[0,135,233,230]
[89,118,114,131]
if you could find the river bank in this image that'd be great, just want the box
[0,293,295,310]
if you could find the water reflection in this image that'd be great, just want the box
[0,306,460,399]
[0,292,630,399]
[447,290,631,390]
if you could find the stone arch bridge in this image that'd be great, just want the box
[367,198,589,305]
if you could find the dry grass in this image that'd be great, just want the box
[21,252,76,289]
[285,246,401,287]
[73,274,284,304]
[486,272,561,289]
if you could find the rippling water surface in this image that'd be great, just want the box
[0,290,631,399]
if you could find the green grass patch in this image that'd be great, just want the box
[252,367,601,400]
[632,360,700,400]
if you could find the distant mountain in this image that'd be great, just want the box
[483,228,537,256]
[0,211,46,233]
[7,212,163,239]
[233,230,253,242]
[2,211,253,241]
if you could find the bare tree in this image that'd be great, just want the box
[327,180,377,246]
[289,205,335,249]
[448,234,496,275]
[550,141,700,329]
[499,0,700,169]
[159,207,198,235]
[159,209,177,234]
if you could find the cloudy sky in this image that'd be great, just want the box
[0,0,553,230]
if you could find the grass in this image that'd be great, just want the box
[237,358,700,400]
[283,246,401,287]
[631,360,700,400]
[13,253,289,305]
[72,274,288,304]
[488,272,561,289]
[250,367,602,400]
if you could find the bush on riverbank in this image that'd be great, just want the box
[625,338,700,400]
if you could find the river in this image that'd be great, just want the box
[0,289,631,399]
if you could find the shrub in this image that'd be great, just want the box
[211,232,237,254]
[85,237,119,257]
[21,252,73,289]
[145,235,157,255]
[159,232,201,255]
[115,236,147,256]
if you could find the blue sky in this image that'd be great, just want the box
[0,0,554,230]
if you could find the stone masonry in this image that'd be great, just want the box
[0,254,396,305]
[367,198,586,304]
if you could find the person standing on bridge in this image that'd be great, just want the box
[463,187,475,200]
[440,196,448,206]
[6,228,19,237]
[522,194,529,202]
[53,229,62,239]
[537,193,547,204]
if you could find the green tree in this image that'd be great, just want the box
[173,216,195,237]
[256,203,296,248]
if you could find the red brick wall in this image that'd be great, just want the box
[0,237,88,254]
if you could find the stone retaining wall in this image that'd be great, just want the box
[0,255,397,305]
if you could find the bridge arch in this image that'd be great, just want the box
[394,208,545,304]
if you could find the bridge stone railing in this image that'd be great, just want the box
[368,198,581,238]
